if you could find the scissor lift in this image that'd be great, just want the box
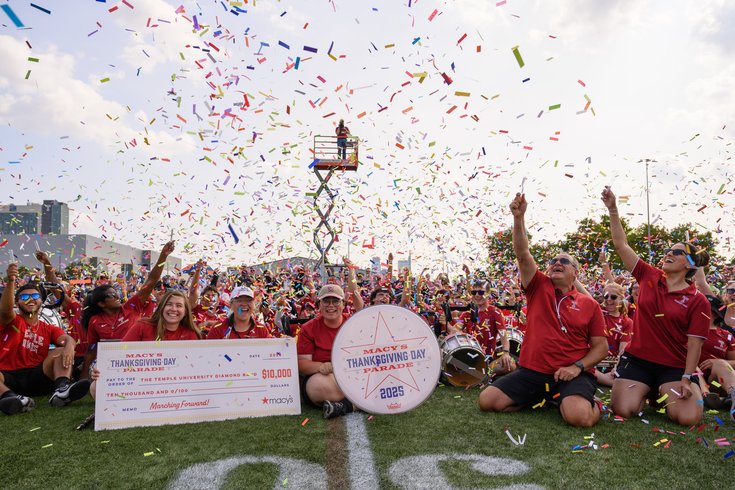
[309,135,359,269]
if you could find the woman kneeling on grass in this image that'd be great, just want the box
[602,187,709,426]
[594,282,634,387]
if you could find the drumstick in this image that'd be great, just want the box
[446,357,486,380]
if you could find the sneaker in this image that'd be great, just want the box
[323,400,344,420]
[0,395,35,415]
[49,379,91,407]
[593,396,609,415]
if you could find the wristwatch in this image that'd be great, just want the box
[574,361,585,373]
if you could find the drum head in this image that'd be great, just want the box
[442,347,487,387]
[331,305,441,414]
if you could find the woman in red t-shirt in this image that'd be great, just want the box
[594,282,634,387]
[206,287,272,340]
[79,241,176,378]
[603,187,710,426]
[122,291,202,342]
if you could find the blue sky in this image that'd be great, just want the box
[1,0,733,272]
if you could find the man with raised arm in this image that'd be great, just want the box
[478,193,608,427]
[0,263,90,414]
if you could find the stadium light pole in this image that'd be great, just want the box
[638,158,657,259]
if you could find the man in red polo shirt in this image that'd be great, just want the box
[479,193,608,427]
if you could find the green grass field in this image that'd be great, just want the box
[2,386,733,489]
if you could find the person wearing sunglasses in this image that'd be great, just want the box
[0,264,90,415]
[594,283,634,387]
[480,193,608,427]
[602,187,710,426]
[79,241,176,380]
[460,285,515,377]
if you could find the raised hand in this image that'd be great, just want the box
[160,241,175,257]
[6,263,18,282]
[509,193,527,218]
[601,186,617,210]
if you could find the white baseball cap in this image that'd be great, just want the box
[230,286,255,300]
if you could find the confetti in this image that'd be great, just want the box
[0,4,24,27]
[511,45,524,68]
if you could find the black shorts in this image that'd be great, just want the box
[615,352,683,390]
[299,375,321,409]
[491,367,597,408]
[1,364,54,396]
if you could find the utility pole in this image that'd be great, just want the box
[638,158,657,259]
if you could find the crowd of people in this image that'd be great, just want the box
[1,186,734,430]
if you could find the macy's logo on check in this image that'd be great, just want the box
[261,396,295,405]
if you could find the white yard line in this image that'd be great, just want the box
[167,455,327,490]
[344,412,380,490]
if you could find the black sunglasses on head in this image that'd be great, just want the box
[548,257,573,266]
[663,248,687,257]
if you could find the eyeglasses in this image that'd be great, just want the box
[548,257,573,266]
[19,293,41,301]
[603,294,619,300]
[471,291,485,296]
[663,248,687,257]
[727,288,735,295]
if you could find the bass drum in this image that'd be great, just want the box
[40,308,69,352]
[40,308,66,330]
[439,333,488,388]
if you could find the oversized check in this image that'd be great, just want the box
[95,338,300,431]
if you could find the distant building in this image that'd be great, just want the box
[41,200,69,234]
[0,203,43,234]
[1,200,69,235]
[0,234,180,277]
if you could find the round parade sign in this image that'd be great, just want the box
[331,305,441,414]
